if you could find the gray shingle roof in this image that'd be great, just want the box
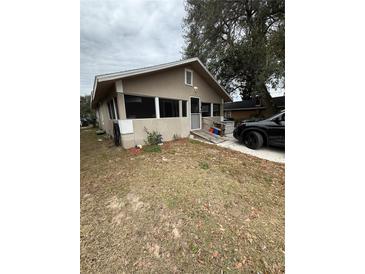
[224,99,262,110]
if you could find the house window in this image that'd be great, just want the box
[107,102,112,119]
[213,104,220,116]
[159,98,179,118]
[182,100,187,117]
[201,103,211,117]
[107,99,116,120]
[125,95,156,119]
[107,97,119,120]
[185,69,193,86]
[255,95,261,106]
[225,111,232,118]
[113,97,119,119]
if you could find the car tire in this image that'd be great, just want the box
[241,131,264,149]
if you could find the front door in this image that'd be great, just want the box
[190,97,201,130]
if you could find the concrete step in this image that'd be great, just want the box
[190,130,226,144]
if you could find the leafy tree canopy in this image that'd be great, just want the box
[80,95,95,119]
[183,0,284,103]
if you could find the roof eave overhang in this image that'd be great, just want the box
[224,107,266,111]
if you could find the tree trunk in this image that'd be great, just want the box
[259,84,276,118]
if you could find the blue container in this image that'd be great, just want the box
[213,128,218,135]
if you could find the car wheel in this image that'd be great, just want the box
[241,131,264,149]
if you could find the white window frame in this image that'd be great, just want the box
[213,103,221,116]
[185,68,193,86]
[155,97,160,119]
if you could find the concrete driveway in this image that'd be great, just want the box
[218,134,285,163]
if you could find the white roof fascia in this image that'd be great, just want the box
[96,58,199,82]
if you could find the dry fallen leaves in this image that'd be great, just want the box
[234,262,243,269]
[80,129,284,273]
[212,251,220,258]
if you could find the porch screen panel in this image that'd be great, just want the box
[182,101,187,117]
[213,104,220,116]
[125,95,156,119]
[113,97,120,119]
[201,103,211,117]
[159,98,179,118]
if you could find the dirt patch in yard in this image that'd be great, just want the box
[80,129,285,273]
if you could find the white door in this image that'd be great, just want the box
[190,97,201,130]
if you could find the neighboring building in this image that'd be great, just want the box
[224,95,285,122]
[272,95,285,111]
[91,58,232,148]
[224,97,266,122]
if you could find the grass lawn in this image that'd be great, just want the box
[80,128,285,273]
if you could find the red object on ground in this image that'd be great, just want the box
[129,147,142,155]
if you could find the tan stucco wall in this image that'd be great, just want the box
[122,66,222,103]
[98,101,113,135]
[121,117,190,148]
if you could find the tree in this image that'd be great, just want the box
[183,0,284,114]
[80,95,95,119]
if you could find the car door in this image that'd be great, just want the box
[267,113,285,147]
[278,113,285,146]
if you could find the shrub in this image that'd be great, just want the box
[144,127,163,145]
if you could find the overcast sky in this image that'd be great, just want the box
[80,0,283,99]
[80,0,185,96]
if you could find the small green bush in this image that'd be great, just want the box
[144,127,163,145]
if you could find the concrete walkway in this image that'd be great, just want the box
[218,134,285,163]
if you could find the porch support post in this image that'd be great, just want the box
[221,98,224,121]
[210,103,213,117]
[179,100,182,117]
[115,80,126,119]
[155,97,160,119]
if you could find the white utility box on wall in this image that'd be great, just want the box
[118,119,134,134]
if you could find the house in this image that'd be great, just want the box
[272,95,285,111]
[224,97,266,122]
[91,58,232,148]
[224,95,285,122]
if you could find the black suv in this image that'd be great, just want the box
[233,111,285,149]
